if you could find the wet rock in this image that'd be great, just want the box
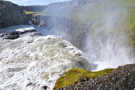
[0,31,20,39]
[0,25,41,40]
[26,82,33,87]
[42,86,48,90]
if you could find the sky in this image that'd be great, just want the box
[7,0,71,6]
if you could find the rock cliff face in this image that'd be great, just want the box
[0,1,29,28]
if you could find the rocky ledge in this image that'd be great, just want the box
[54,64,135,90]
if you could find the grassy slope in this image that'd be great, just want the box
[54,68,114,89]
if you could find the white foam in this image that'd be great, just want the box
[0,33,91,90]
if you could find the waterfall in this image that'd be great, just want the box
[40,0,135,70]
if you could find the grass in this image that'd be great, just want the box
[54,68,114,89]
[24,11,37,15]
[24,11,45,16]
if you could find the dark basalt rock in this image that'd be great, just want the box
[54,64,135,90]
[42,86,48,90]
[0,31,20,39]
[0,29,39,40]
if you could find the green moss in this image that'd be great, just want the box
[25,11,37,15]
[54,68,114,89]
[24,11,45,16]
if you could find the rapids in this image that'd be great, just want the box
[0,25,91,90]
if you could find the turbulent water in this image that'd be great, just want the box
[0,25,91,90]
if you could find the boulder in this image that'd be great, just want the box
[0,1,29,28]
[0,25,41,39]
[0,31,20,39]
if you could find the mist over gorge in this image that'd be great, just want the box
[39,0,135,70]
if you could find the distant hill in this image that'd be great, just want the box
[21,0,92,12]
[21,5,47,12]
